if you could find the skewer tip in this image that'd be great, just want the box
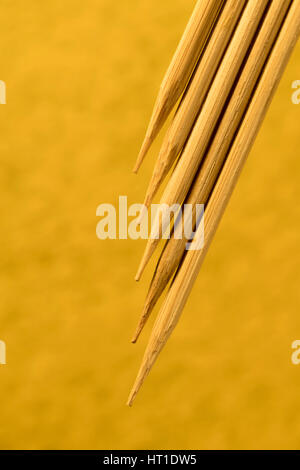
[134,204,149,228]
[127,367,148,407]
[126,391,136,407]
[133,135,152,173]
[135,239,157,281]
[127,331,161,405]
[131,322,143,344]
[131,298,154,343]
[135,263,145,282]
[142,184,156,214]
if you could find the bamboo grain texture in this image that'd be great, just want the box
[133,0,224,173]
[128,0,300,406]
[135,0,270,281]
[142,0,247,209]
[132,0,292,343]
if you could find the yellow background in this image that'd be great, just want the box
[0,0,299,449]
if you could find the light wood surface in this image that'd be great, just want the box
[135,0,269,281]
[132,0,292,343]
[142,0,247,208]
[133,0,224,173]
[128,0,300,405]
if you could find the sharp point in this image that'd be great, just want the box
[147,146,178,208]
[143,178,157,211]
[133,135,152,173]
[126,393,135,407]
[135,239,157,281]
[135,249,148,281]
[132,292,156,343]
[127,372,145,407]
[131,314,146,344]
[134,93,170,173]
[127,328,163,406]
[131,325,143,345]
[135,261,146,282]
[131,327,141,344]
[127,367,147,407]
[135,205,148,227]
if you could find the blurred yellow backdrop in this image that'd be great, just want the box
[0,0,299,450]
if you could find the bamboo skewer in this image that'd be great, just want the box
[132,0,292,343]
[135,0,270,281]
[133,0,224,173]
[128,0,300,406]
[141,0,247,209]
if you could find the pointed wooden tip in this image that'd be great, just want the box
[133,196,151,229]
[127,389,137,407]
[135,239,158,281]
[134,91,173,173]
[132,283,159,343]
[135,256,147,282]
[133,135,152,173]
[131,307,149,344]
[128,312,167,405]
[146,143,179,208]
[143,178,158,212]
[127,359,151,407]
[135,204,149,228]
[131,323,143,344]
[127,362,149,406]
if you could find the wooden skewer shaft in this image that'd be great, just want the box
[142,0,247,208]
[133,0,224,172]
[132,0,292,342]
[135,0,270,281]
[128,0,300,405]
